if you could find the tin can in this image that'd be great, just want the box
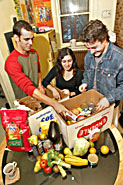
[88,102,96,113]
[53,137,63,151]
[32,145,40,157]
[43,139,53,152]
[80,103,88,111]
[37,140,44,155]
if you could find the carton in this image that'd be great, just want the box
[28,106,61,135]
[59,89,115,148]
[28,89,114,149]
[28,87,69,134]
[16,87,69,113]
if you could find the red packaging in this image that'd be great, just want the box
[0,109,31,152]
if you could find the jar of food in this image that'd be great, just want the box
[80,103,88,111]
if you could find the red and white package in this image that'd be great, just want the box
[0,109,31,152]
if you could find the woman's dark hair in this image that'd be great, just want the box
[13,20,32,37]
[56,47,78,77]
[80,19,109,43]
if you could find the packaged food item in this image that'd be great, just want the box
[71,108,80,115]
[89,128,101,142]
[66,112,77,121]
[80,103,88,111]
[43,139,53,152]
[0,109,31,152]
[53,137,63,151]
[88,102,96,113]
[37,139,44,155]
[40,119,57,136]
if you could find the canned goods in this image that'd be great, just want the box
[37,140,44,155]
[54,138,63,151]
[31,145,40,157]
[88,102,96,113]
[80,103,88,111]
[43,139,53,152]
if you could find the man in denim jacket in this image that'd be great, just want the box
[79,19,123,112]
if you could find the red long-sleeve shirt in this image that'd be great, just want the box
[5,49,40,99]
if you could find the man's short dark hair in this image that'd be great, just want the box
[13,20,32,37]
[80,19,109,43]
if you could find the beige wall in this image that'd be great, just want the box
[0,0,16,60]
[0,0,117,59]
[52,0,117,48]
[90,0,117,30]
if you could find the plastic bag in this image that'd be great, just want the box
[0,109,31,152]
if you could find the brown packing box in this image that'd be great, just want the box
[18,87,69,113]
[20,87,69,135]
[61,89,104,110]
[28,89,114,148]
[57,89,115,148]
[45,87,69,101]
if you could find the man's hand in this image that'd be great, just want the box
[32,88,71,119]
[38,85,45,94]
[79,83,87,93]
[53,102,72,119]
[96,97,110,111]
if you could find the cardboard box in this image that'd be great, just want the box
[16,87,69,113]
[58,89,115,148]
[28,89,114,149]
[28,105,63,136]
[27,87,69,134]
[45,87,69,103]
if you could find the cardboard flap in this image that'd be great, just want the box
[45,87,69,99]
[61,89,104,110]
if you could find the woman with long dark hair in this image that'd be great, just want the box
[42,47,83,100]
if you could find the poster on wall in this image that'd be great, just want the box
[32,0,53,27]
[24,0,35,24]
[13,0,23,20]
[20,0,29,22]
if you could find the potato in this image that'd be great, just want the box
[53,165,60,173]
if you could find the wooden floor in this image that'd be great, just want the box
[0,138,6,185]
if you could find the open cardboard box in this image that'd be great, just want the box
[28,89,114,149]
[58,89,115,148]
[28,106,61,135]
[16,87,69,114]
[45,87,69,102]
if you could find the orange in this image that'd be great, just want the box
[89,147,96,154]
[100,145,109,155]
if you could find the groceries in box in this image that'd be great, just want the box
[28,90,114,149]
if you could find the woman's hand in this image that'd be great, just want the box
[52,88,61,100]
[61,89,70,96]
[79,83,87,93]
[70,92,76,97]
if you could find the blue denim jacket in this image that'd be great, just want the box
[82,42,123,104]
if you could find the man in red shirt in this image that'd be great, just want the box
[5,20,69,117]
